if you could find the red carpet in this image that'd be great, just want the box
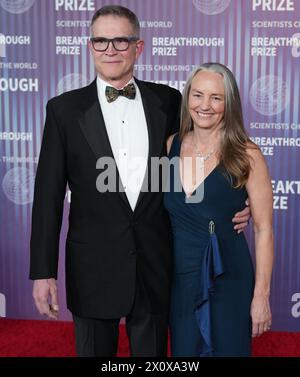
[0,319,299,357]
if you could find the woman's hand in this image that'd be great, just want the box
[250,295,272,337]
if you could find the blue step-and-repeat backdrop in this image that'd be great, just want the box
[0,0,299,331]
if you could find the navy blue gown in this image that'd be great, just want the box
[164,134,255,357]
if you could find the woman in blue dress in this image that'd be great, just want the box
[164,63,274,357]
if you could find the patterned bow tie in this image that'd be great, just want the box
[105,83,136,103]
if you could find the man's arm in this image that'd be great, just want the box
[30,100,67,317]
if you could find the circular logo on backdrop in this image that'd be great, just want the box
[192,0,231,15]
[249,75,290,116]
[2,167,35,205]
[0,0,35,14]
[56,73,90,96]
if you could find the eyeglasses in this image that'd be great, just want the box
[90,36,139,52]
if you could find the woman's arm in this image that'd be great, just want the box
[246,146,274,337]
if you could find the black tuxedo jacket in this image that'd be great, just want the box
[30,78,181,319]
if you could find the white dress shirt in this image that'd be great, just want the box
[96,76,149,211]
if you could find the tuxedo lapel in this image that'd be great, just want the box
[78,80,132,212]
[79,100,112,159]
[134,79,167,211]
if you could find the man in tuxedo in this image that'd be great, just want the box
[30,5,249,357]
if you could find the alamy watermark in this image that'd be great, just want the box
[96,156,205,204]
